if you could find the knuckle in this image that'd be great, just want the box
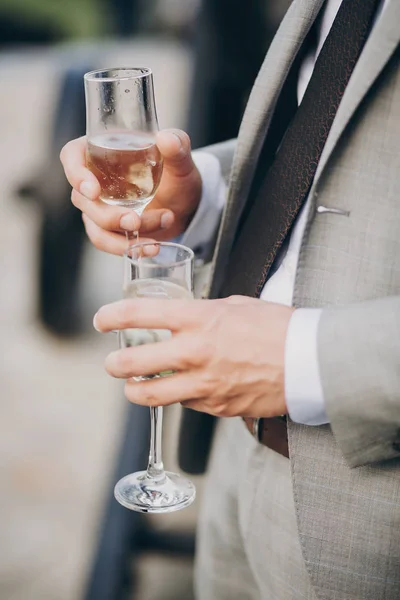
[127,382,158,406]
[198,370,218,396]
[141,390,158,405]
[196,377,213,398]
[187,337,212,368]
[96,209,120,232]
[211,402,227,417]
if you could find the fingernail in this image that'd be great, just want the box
[160,212,173,229]
[93,313,101,332]
[171,132,182,149]
[143,243,158,256]
[80,181,97,199]
[120,213,137,231]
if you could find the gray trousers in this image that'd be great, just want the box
[194,417,316,600]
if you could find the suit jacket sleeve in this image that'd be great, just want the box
[318,296,400,468]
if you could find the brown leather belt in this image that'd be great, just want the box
[243,417,289,459]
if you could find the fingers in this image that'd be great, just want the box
[105,345,178,379]
[61,131,196,200]
[72,189,174,235]
[82,215,126,255]
[83,215,155,255]
[94,298,211,333]
[124,372,204,407]
[105,334,208,379]
[156,129,196,179]
[140,208,175,233]
[60,136,101,200]
[72,189,141,232]
[115,206,175,234]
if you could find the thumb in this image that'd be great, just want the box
[156,129,196,179]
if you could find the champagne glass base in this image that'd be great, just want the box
[114,471,196,513]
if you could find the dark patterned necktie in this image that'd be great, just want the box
[220,0,380,299]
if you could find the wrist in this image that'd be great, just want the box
[253,303,294,419]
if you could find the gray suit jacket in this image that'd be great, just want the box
[179,0,400,598]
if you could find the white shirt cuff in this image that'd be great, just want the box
[180,151,226,261]
[285,308,328,426]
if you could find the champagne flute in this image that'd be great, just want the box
[115,241,196,513]
[84,67,163,241]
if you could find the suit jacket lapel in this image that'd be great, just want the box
[311,0,400,193]
[208,0,325,298]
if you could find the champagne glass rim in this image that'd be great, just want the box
[84,67,153,82]
[125,241,194,267]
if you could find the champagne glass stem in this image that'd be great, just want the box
[124,230,139,288]
[147,406,166,482]
[125,207,141,246]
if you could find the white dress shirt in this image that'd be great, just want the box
[182,0,388,426]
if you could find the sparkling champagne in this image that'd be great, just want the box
[121,279,192,379]
[87,132,163,211]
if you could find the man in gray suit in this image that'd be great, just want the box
[61,0,400,598]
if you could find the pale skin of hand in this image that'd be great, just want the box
[93,295,294,419]
[59,129,203,255]
[61,129,293,419]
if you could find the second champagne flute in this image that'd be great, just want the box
[114,241,196,513]
[84,67,163,238]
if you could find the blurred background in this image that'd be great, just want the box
[0,1,290,598]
